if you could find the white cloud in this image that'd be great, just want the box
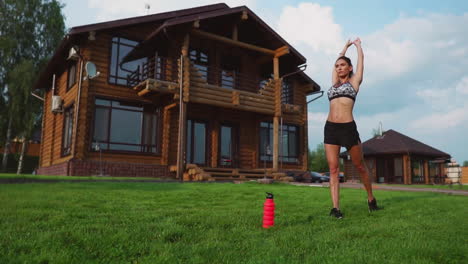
[277,3,343,55]
[410,106,468,132]
[455,76,468,95]
[87,0,256,22]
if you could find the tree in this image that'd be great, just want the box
[7,60,41,174]
[0,0,65,172]
[308,143,329,172]
[463,161,468,167]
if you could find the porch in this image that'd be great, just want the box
[170,164,288,181]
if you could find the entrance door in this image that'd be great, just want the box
[376,157,395,183]
[187,120,207,165]
[219,124,238,167]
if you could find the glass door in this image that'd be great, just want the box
[219,124,238,167]
[187,120,207,165]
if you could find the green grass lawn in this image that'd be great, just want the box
[0,173,163,181]
[1,181,466,264]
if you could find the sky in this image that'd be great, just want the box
[60,0,468,163]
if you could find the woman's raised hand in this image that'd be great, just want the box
[345,39,353,48]
[353,37,362,46]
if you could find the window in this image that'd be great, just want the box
[186,120,207,165]
[62,105,74,156]
[109,37,148,86]
[220,55,239,89]
[92,98,160,153]
[259,122,299,163]
[281,78,293,104]
[189,48,209,81]
[67,62,77,90]
[411,159,425,183]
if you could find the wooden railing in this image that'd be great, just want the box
[127,55,178,87]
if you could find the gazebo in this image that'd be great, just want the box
[340,129,450,184]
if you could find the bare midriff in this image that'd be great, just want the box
[327,97,355,123]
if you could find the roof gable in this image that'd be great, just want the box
[358,129,450,158]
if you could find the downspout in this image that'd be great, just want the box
[72,56,84,164]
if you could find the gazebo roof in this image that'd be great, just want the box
[341,129,450,159]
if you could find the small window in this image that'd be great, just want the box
[67,62,77,90]
[281,78,293,104]
[62,105,74,156]
[189,48,209,81]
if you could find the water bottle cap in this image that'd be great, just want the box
[266,192,274,199]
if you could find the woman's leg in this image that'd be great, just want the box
[348,142,374,201]
[325,144,341,209]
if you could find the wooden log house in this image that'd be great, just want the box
[34,3,320,180]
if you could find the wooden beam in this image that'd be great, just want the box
[192,29,275,55]
[177,34,190,180]
[273,57,280,171]
[241,10,248,20]
[232,24,238,41]
[275,46,290,58]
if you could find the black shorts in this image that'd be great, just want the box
[324,120,361,150]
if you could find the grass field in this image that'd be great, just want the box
[1,179,467,263]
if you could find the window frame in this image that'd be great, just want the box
[108,36,147,87]
[258,121,300,164]
[67,62,77,91]
[281,78,294,105]
[61,104,74,156]
[90,96,161,155]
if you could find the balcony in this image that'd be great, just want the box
[127,55,277,115]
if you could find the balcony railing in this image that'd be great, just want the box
[127,55,178,87]
[190,63,269,93]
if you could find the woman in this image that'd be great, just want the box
[325,38,380,219]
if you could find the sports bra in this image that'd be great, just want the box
[328,81,357,101]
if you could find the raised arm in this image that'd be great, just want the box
[350,38,364,89]
[332,40,353,84]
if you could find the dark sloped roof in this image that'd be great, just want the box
[33,3,229,90]
[122,6,306,63]
[33,3,319,92]
[343,129,450,159]
[69,3,229,35]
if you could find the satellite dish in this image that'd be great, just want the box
[85,61,100,79]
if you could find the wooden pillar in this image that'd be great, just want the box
[273,57,280,171]
[211,120,219,168]
[162,103,177,165]
[424,160,429,184]
[176,34,190,179]
[403,154,409,184]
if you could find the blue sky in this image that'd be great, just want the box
[61,1,468,163]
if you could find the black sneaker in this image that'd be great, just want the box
[368,198,381,212]
[329,208,343,219]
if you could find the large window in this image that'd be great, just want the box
[259,122,299,163]
[92,98,159,154]
[62,105,74,156]
[109,37,148,86]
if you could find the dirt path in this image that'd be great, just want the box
[290,182,468,196]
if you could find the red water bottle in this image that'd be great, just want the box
[262,192,275,228]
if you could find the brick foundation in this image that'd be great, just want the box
[38,159,170,178]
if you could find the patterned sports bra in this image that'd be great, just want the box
[328,81,357,101]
